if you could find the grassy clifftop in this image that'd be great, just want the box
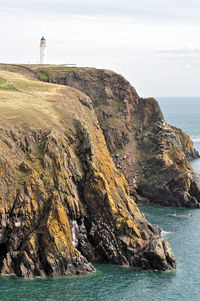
[0,65,176,277]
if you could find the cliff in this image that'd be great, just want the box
[33,65,200,208]
[0,65,175,277]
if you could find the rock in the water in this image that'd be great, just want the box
[139,238,176,271]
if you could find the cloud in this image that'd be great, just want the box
[157,48,200,55]
[184,63,191,70]
[1,0,200,24]
[1,0,200,96]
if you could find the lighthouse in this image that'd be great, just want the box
[40,36,47,64]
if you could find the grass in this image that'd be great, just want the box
[28,144,45,173]
[131,114,140,127]
[137,125,153,137]
[0,77,6,84]
[32,65,96,72]
[111,144,126,155]
[112,100,125,111]
[17,170,30,186]
[0,64,98,76]
[0,67,96,136]
[0,77,18,91]
[36,69,49,81]
[34,66,99,83]
[0,70,63,129]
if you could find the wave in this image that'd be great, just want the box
[171,213,193,218]
[191,134,200,142]
[161,230,172,237]
[192,137,200,142]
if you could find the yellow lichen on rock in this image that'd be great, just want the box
[47,198,77,256]
[0,65,176,277]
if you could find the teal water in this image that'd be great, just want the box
[1,97,200,300]
[1,205,200,301]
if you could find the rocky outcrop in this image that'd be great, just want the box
[34,66,200,208]
[0,67,176,277]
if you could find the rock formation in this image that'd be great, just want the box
[34,66,200,208]
[0,66,176,278]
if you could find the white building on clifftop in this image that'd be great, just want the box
[40,36,47,64]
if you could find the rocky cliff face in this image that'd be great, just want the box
[35,66,200,208]
[0,66,176,277]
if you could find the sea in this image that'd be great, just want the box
[1,97,200,301]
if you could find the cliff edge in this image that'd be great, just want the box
[33,65,200,208]
[0,66,176,277]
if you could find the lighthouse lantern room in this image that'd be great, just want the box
[40,37,47,64]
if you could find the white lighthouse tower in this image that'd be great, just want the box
[40,36,47,64]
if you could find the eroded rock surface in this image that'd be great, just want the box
[35,66,200,208]
[0,67,176,277]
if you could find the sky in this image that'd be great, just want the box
[1,0,200,97]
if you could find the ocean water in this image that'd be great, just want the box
[1,97,200,301]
